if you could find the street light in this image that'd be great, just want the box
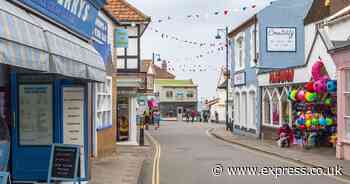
[152,52,161,64]
[215,27,231,131]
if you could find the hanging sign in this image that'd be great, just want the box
[18,0,102,38]
[48,144,80,182]
[269,69,294,83]
[267,27,296,52]
[114,28,128,48]
[234,72,246,86]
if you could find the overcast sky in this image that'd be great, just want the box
[127,0,272,100]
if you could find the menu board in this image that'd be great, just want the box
[19,85,52,145]
[49,144,79,181]
[63,87,85,178]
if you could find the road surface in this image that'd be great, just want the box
[139,121,348,184]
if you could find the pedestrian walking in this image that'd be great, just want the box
[191,110,196,123]
[215,111,219,123]
[144,110,150,130]
[154,109,161,130]
[185,109,190,123]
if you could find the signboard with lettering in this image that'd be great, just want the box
[18,0,101,38]
[267,27,296,52]
[93,16,111,64]
[269,69,294,84]
[234,72,246,86]
[48,144,80,182]
[115,28,128,48]
[63,87,86,178]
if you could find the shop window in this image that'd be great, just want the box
[345,70,350,138]
[249,91,256,129]
[166,91,173,98]
[272,91,280,126]
[281,89,291,125]
[263,90,271,125]
[19,84,53,145]
[242,92,247,128]
[234,93,240,125]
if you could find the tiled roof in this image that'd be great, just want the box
[104,0,150,22]
[155,79,196,87]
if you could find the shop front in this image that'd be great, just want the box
[329,42,350,160]
[258,59,337,148]
[0,0,106,182]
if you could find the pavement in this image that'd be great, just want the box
[139,121,350,184]
[210,127,350,177]
[90,136,153,184]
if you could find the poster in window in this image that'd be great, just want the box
[63,87,85,178]
[19,85,53,145]
[267,27,296,52]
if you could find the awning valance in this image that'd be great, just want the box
[0,1,106,82]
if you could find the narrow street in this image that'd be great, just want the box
[139,121,349,184]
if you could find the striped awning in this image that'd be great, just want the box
[0,1,106,82]
[0,0,49,72]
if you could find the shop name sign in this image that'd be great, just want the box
[18,0,101,38]
[269,69,294,84]
[267,27,296,52]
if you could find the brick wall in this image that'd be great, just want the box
[95,74,118,157]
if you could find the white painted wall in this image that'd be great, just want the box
[305,23,316,59]
[326,18,350,41]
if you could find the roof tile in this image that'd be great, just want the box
[104,0,150,22]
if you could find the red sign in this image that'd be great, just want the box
[269,69,294,84]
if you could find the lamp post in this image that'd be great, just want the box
[152,53,161,64]
[215,27,230,131]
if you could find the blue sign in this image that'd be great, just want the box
[93,16,111,64]
[115,28,128,48]
[18,0,101,38]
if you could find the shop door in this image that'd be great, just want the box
[11,80,59,181]
[117,97,129,141]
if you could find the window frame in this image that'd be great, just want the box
[117,25,141,73]
[344,69,350,139]
[235,32,245,71]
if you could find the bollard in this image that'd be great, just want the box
[139,121,144,146]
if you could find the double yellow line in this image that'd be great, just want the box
[146,131,161,184]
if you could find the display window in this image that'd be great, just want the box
[345,70,350,139]
[272,90,280,126]
[263,89,271,126]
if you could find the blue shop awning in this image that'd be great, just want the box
[0,1,106,82]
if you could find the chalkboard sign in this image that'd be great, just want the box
[48,144,80,183]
